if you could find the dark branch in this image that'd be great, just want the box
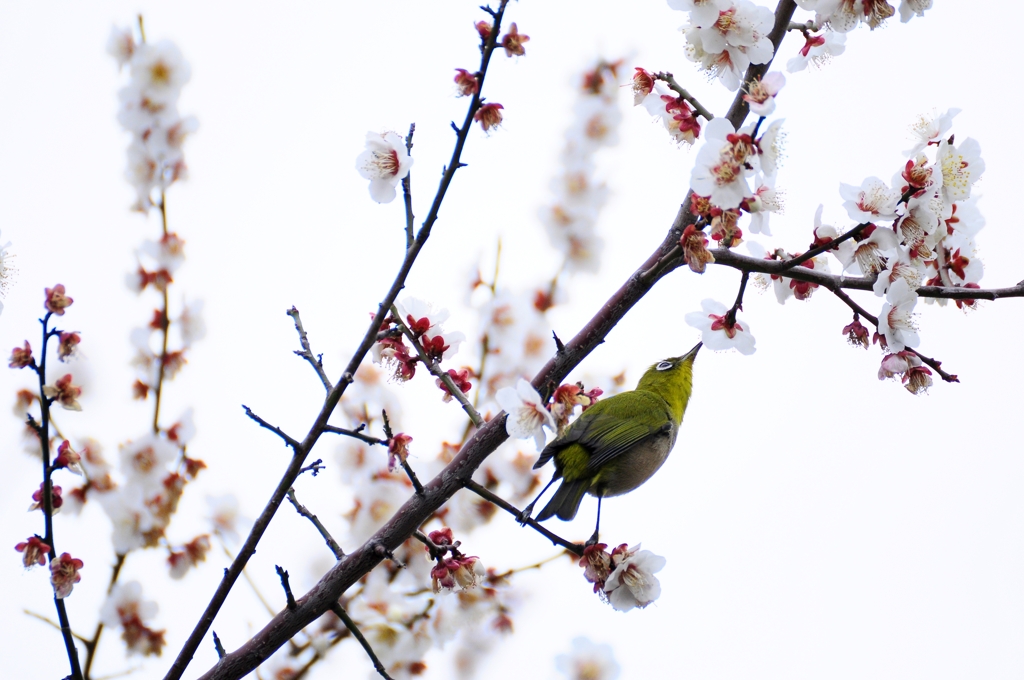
[275,566,297,610]
[330,603,394,680]
[287,488,345,560]
[464,480,584,557]
[242,405,301,451]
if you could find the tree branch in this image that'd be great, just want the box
[287,307,332,393]
[164,4,514,678]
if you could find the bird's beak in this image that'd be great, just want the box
[681,342,702,361]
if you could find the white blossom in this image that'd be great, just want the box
[603,544,667,611]
[685,298,756,354]
[356,131,413,204]
[496,379,555,450]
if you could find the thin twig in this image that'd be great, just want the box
[653,71,715,121]
[212,631,226,659]
[382,410,424,495]
[242,405,301,450]
[724,271,750,326]
[402,123,416,249]
[287,488,345,560]
[775,222,870,273]
[275,566,297,610]
[712,247,1024,301]
[23,610,90,644]
[464,480,584,557]
[389,304,484,428]
[323,424,387,446]
[827,285,959,383]
[330,603,395,680]
[287,307,333,393]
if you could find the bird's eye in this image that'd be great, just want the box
[656,361,673,371]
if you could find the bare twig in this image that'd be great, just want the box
[287,488,345,560]
[382,410,424,495]
[288,307,333,392]
[323,424,387,446]
[402,123,416,249]
[212,632,226,659]
[329,603,394,680]
[275,566,297,610]
[242,405,301,451]
[464,480,584,557]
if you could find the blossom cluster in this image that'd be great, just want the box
[670,0,777,91]
[540,60,624,274]
[108,26,197,213]
[371,296,467,391]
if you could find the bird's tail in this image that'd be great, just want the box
[535,478,589,522]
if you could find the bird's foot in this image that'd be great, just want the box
[584,530,600,548]
[516,502,535,526]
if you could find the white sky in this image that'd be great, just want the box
[3,2,1024,679]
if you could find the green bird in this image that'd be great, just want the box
[521,342,701,544]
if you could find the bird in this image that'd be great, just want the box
[520,342,701,544]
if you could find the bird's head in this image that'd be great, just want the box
[635,342,701,422]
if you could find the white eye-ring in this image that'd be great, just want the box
[656,360,673,371]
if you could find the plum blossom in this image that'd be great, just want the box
[631,67,655,105]
[938,136,985,204]
[642,84,703,146]
[837,225,899,276]
[100,580,166,656]
[840,177,900,223]
[666,0,724,27]
[680,0,775,91]
[685,298,756,354]
[905,108,959,157]
[690,117,755,210]
[786,29,845,72]
[393,296,465,362]
[9,341,33,368]
[555,637,622,680]
[878,351,933,394]
[15,536,49,568]
[756,118,785,177]
[500,22,529,57]
[899,0,932,23]
[356,131,413,204]
[746,174,782,235]
[475,102,504,132]
[50,552,84,598]
[878,278,920,351]
[45,284,74,316]
[743,71,785,117]
[43,374,82,411]
[207,494,241,541]
[603,543,667,611]
[496,379,555,450]
[112,33,197,212]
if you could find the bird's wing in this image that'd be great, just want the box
[537,392,672,475]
